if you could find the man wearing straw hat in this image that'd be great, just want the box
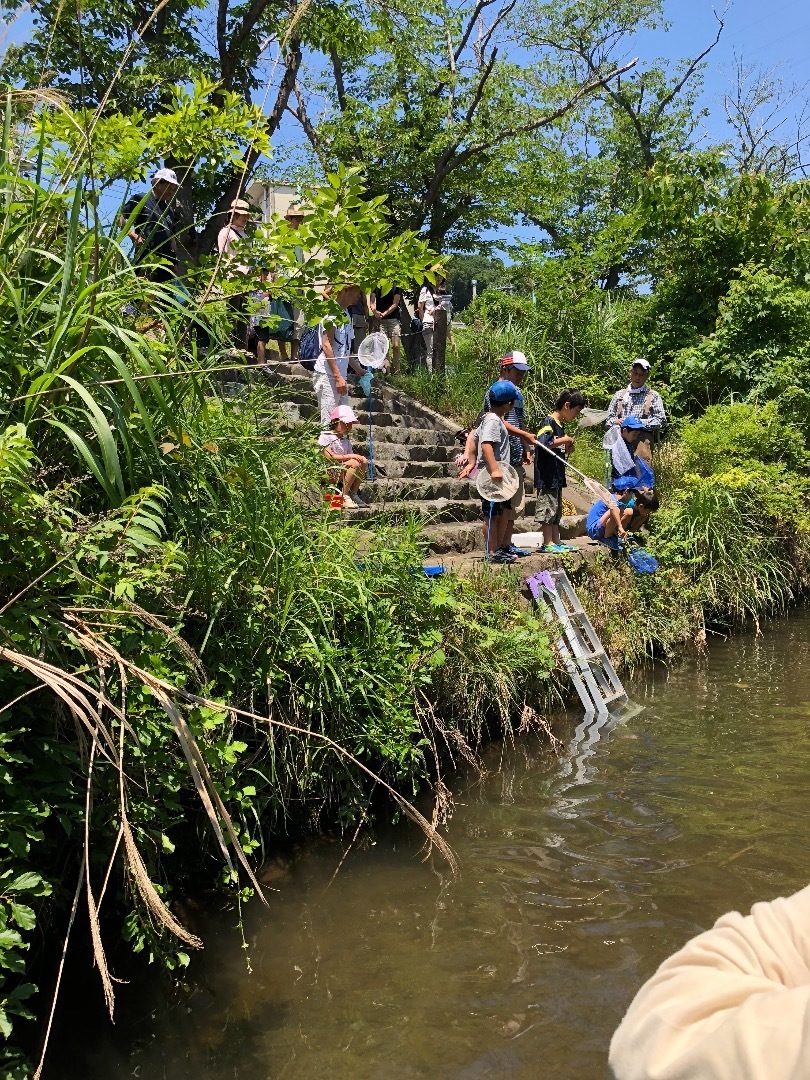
[217,197,254,348]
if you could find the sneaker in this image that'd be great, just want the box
[352,493,369,508]
[505,543,532,557]
[540,543,568,554]
[489,549,518,564]
[342,495,358,510]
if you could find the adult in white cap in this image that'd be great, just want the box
[610,882,810,1080]
[606,359,667,464]
[120,166,180,283]
[317,404,369,510]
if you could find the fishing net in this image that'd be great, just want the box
[475,462,520,502]
[357,331,389,369]
[627,548,659,574]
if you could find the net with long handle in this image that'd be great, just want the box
[534,440,618,508]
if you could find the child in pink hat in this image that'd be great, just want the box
[318,405,369,510]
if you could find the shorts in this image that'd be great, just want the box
[481,498,511,518]
[379,317,401,343]
[292,306,306,342]
[506,464,526,521]
[587,521,606,541]
[313,371,349,428]
[535,488,563,526]
[249,326,271,345]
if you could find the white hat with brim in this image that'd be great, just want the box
[230,199,252,213]
[476,462,520,502]
[153,167,180,186]
[631,358,651,370]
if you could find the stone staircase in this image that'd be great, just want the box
[258,363,591,554]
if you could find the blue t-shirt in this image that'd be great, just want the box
[586,500,609,538]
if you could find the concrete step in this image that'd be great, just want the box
[422,513,586,554]
[368,478,474,502]
[343,495,538,525]
[358,442,458,463]
[354,427,458,447]
[373,459,460,479]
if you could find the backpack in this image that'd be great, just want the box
[297,324,320,372]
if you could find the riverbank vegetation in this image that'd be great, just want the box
[3,0,810,1070]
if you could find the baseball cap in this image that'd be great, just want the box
[612,476,639,492]
[631,358,651,370]
[488,379,519,405]
[621,416,645,430]
[501,350,530,372]
[330,405,358,424]
[230,198,251,213]
[152,167,179,186]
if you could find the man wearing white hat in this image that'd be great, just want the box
[606,359,667,464]
[120,167,181,283]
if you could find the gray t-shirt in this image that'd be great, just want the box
[476,413,510,469]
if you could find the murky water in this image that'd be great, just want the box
[58,611,810,1079]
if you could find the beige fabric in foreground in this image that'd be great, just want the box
[609,884,810,1080]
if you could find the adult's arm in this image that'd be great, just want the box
[609,884,810,1080]
[606,389,623,429]
[321,325,347,395]
[382,291,401,319]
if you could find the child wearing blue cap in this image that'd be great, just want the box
[477,380,519,563]
[586,479,659,546]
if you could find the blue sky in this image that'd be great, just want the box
[480,0,810,252]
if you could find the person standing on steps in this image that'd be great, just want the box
[371,283,403,372]
[284,201,307,362]
[313,284,366,428]
[606,359,667,465]
[217,198,253,350]
[480,351,536,559]
[534,389,586,554]
[120,167,181,285]
[477,380,521,564]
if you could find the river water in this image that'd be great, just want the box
[59,611,810,1079]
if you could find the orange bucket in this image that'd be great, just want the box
[324,493,344,510]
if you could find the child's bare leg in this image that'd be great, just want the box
[542,523,555,547]
[277,341,289,363]
[603,512,619,537]
[256,339,266,365]
[345,457,366,495]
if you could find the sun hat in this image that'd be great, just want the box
[501,350,530,372]
[631,358,651,370]
[330,405,358,424]
[230,199,252,214]
[621,416,645,430]
[285,201,306,217]
[488,379,519,404]
[152,167,179,186]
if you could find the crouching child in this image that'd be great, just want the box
[318,405,368,510]
[478,380,519,564]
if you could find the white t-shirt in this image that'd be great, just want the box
[318,431,352,457]
[314,315,354,378]
[217,224,249,276]
[419,286,436,328]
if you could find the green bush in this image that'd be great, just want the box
[679,402,809,475]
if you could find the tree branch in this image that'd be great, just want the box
[329,45,348,111]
